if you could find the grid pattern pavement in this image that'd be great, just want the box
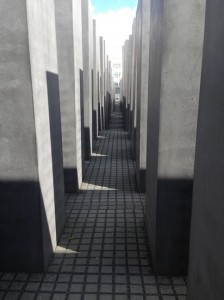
[0,102,187,300]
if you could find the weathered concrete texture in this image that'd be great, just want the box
[105,56,112,130]
[135,0,150,192]
[130,19,137,159]
[103,40,106,130]
[73,1,85,180]
[121,43,128,130]
[0,0,64,272]
[81,0,93,160]
[123,38,132,132]
[145,0,206,275]
[187,1,224,299]
[127,35,133,140]
[97,36,102,133]
[55,0,83,192]
[99,37,104,132]
[92,20,99,140]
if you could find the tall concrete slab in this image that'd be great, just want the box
[81,0,93,160]
[74,1,85,179]
[136,0,150,192]
[92,20,99,140]
[188,1,224,299]
[0,0,65,272]
[98,37,103,132]
[122,42,129,130]
[132,21,138,160]
[105,59,112,128]
[123,37,132,132]
[108,60,113,117]
[129,19,137,152]
[105,55,110,129]
[55,0,83,192]
[127,35,133,138]
[145,0,206,274]
[99,37,105,130]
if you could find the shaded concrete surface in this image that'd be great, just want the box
[0,0,64,272]
[55,0,83,193]
[145,0,206,275]
[187,1,224,299]
[135,0,150,193]
[81,0,93,161]
[0,102,186,299]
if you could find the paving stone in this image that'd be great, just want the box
[99,295,113,300]
[36,294,51,300]
[20,292,36,300]
[52,294,67,300]
[4,292,21,300]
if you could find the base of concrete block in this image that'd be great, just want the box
[93,110,97,140]
[145,179,193,275]
[132,127,136,160]
[136,169,146,193]
[84,127,91,161]
[64,168,79,193]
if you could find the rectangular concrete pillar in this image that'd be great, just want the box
[136,0,150,192]
[130,19,137,155]
[188,1,224,299]
[127,35,133,139]
[92,20,99,140]
[132,25,138,160]
[81,0,93,160]
[0,0,65,272]
[74,1,85,178]
[145,0,206,275]
[105,59,112,129]
[122,43,128,130]
[98,37,103,133]
[99,37,105,131]
[55,0,84,192]
[124,37,132,133]
[108,60,113,119]
[105,55,109,129]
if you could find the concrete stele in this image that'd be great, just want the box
[188,0,224,298]
[81,0,93,160]
[0,0,65,272]
[145,0,206,275]
[55,0,83,192]
[135,0,151,192]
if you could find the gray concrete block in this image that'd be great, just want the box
[74,0,85,179]
[99,37,106,131]
[105,56,111,130]
[121,43,129,130]
[127,35,133,140]
[55,0,83,192]
[187,1,224,299]
[123,38,132,132]
[0,0,65,271]
[81,0,93,160]
[130,19,137,159]
[145,0,206,275]
[97,38,102,133]
[92,20,99,140]
[135,0,150,192]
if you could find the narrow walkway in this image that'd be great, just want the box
[0,102,187,300]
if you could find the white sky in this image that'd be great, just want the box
[93,7,136,62]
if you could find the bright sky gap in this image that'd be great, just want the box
[92,0,137,60]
